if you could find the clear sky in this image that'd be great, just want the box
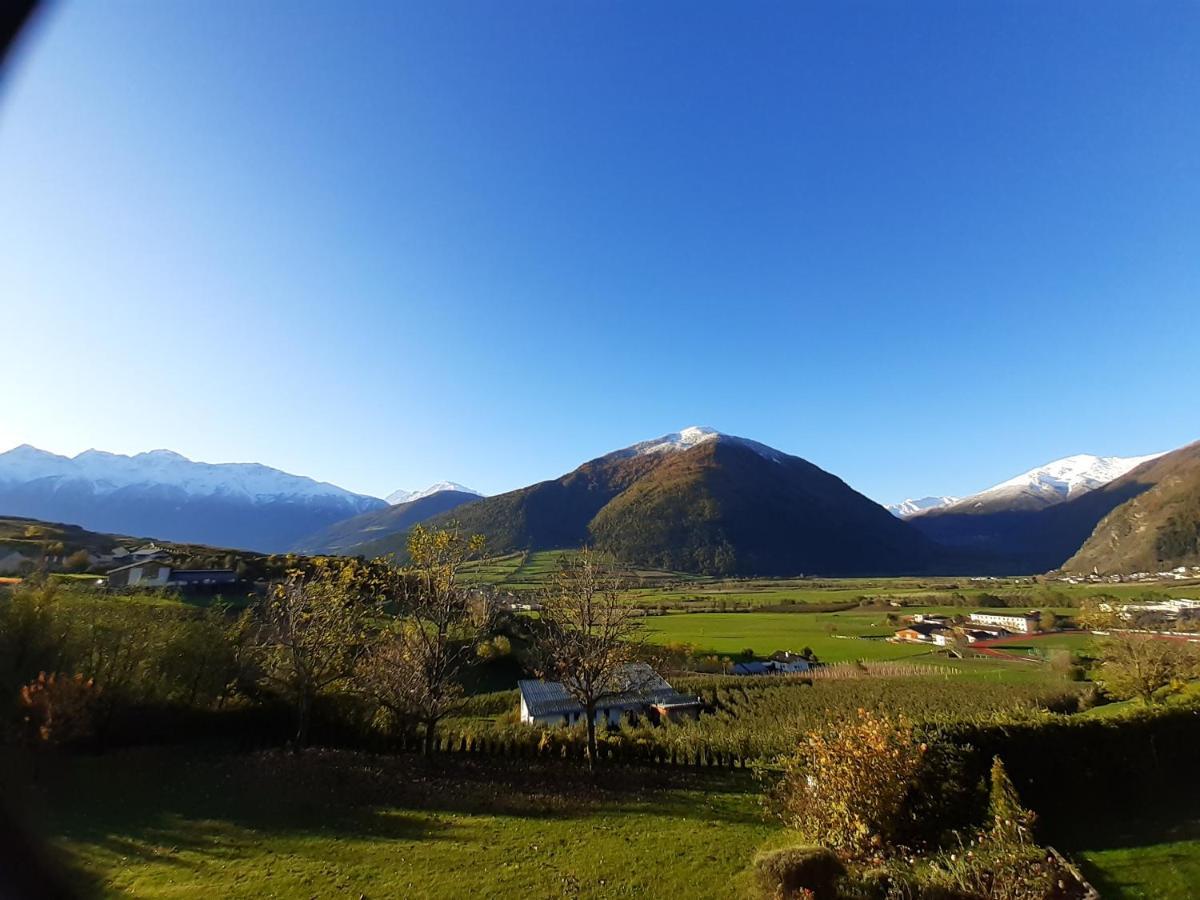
[2,1,1198,504]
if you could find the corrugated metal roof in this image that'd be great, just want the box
[517,679,579,718]
[519,664,699,719]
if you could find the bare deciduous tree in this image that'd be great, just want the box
[532,548,643,771]
[255,561,377,746]
[360,525,491,756]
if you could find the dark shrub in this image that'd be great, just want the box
[753,845,845,899]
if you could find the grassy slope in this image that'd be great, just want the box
[1064,440,1200,574]
[29,750,771,900]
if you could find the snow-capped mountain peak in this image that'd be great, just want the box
[623,426,786,463]
[898,450,1166,517]
[974,452,1164,506]
[637,426,721,453]
[385,482,483,506]
[887,496,959,518]
[0,444,377,503]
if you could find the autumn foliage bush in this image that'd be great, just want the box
[767,709,928,858]
[19,672,100,746]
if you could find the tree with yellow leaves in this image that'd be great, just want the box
[768,709,927,858]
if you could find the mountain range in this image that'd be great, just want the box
[896,452,1170,573]
[0,445,387,553]
[3,431,1197,575]
[357,427,937,576]
[898,453,1163,518]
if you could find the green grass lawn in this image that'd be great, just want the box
[28,742,1196,899]
[1078,681,1200,719]
[1048,796,1200,899]
[1078,838,1200,898]
[24,748,773,899]
[641,610,938,661]
[984,631,1098,658]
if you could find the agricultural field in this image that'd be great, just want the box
[982,631,1099,660]
[642,610,936,661]
[640,607,1083,662]
[464,551,1200,612]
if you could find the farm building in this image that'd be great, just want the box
[732,658,811,676]
[894,623,950,645]
[131,543,171,560]
[969,611,1038,634]
[911,613,952,626]
[518,663,702,727]
[106,563,239,590]
[168,569,238,587]
[963,628,1005,644]
[1113,599,1200,622]
[106,559,173,588]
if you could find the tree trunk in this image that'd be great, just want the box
[423,717,437,757]
[295,690,311,748]
[585,703,597,772]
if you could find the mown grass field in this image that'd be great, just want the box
[22,743,1200,900]
[642,610,933,660]
[24,749,773,900]
[639,608,1081,661]
[1052,789,1200,899]
[983,631,1098,658]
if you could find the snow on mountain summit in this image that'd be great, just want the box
[632,426,721,454]
[385,482,483,505]
[887,496,959,518]
[0,444,376,503]
[900,450,1166,517]
[973,452,1164,506]
[623,426,786,463]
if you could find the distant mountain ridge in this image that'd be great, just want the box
[923,452,1163,517]
[905,450,1167,573]
[887,497,958,518]
[359,426,939,577]
[294,489,483,555]
[385,482,482,505]
[0,444,385,553]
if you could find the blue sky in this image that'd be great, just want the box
[2,2,1198,503]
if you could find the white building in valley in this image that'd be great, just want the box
[968,611,1039,634]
